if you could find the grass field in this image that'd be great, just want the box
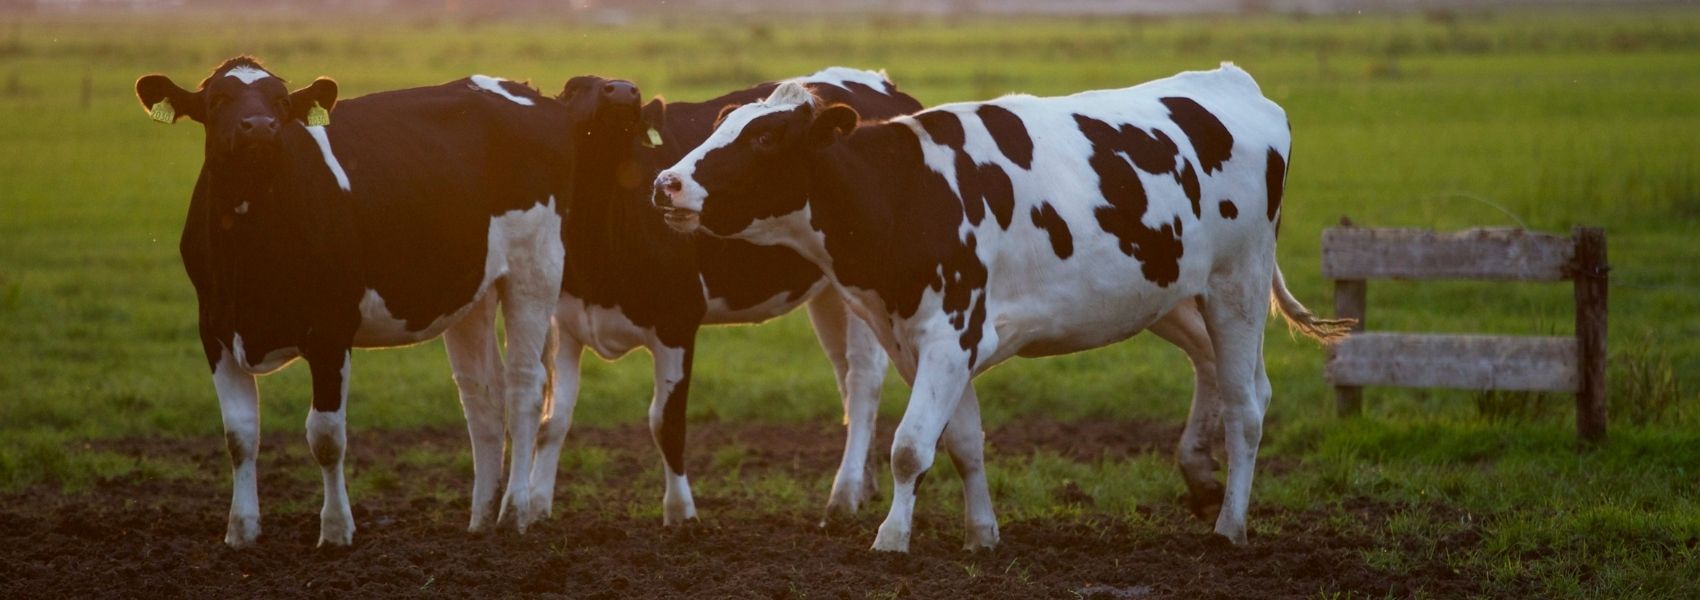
[1,9,1698,598]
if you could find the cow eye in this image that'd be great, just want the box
[752,131,776,151]
[208,95,227,110]
[275,97,291,110]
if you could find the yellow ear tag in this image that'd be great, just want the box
[306,102,330,127]
[149,98,175,124]
[644,127,663,148]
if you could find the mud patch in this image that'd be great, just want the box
[5,421,1488,598]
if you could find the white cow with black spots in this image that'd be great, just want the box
[653,63,1350,551]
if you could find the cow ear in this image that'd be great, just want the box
[640,97,667,148]
[287,78,338,124]
[712,103,739,129]
[806,104,859,149]
[135,74,203,124]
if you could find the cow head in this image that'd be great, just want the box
[651,82,858,238]
[136,56,338,163]
[556,75,654,196]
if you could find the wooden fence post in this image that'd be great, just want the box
[1333,279,1366,417]
[1573,227,1608,444]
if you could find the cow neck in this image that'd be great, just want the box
[563,131,680,287]
[800,122,917,284]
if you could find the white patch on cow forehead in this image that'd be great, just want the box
[793,66,891,95]
[224,66,273,85]
[469,74,535,106]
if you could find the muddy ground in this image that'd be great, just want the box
[0,421,1492,599]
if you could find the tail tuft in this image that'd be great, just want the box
[1270,264,1356,344]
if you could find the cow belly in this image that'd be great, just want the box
[557,294,652,360]
[991,254,1199,361]
[700,279,825,325]
[352,197,560,349]
[353,287,480,347]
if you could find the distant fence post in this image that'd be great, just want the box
[1332,219,1366,417]
[1572,227,1609,444]
[1321,221,1609,444]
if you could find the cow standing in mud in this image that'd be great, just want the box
[136,57,577,546]
[654,64,1351,551]
[528,69,921,524]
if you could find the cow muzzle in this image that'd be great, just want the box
[652,171,701,233]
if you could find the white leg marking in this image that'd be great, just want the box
[306,351,354,547]
[649,343,697,525]
[529,328,583,519]
[873,343,972,553]
[213,349,262,548]
[443,294,505,532]
[491,201,564,534]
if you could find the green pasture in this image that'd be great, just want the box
[1,10,1697,598]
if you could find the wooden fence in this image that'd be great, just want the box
[1322,221,1610,443]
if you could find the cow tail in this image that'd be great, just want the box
[1269,263,1355,344]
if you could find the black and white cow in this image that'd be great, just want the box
[654,64,1351,551]
[136,57,578,546]
[527,69,923,524]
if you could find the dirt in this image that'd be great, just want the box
[1,420,1491,599]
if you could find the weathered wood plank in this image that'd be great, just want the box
[1572,227,1609,444]
[1322,227,1576,282]
[1326,333,1579,392]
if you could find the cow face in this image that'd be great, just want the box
[136,57,338,162]
[557,75,646,139]
[652,82,858,238]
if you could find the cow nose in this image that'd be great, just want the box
[602,81,639,107]
[238,116,279,142]
[653,173,683,207]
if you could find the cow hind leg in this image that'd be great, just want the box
[1148,298,1226,522]
[529,331,583,519]
[213,349,262,548]
[306,350,354,547]
[493,291,556,534]
[942,386,998,550]
[443,294,505,533]
[808,293,887,520]
[1201,261,1276,546]
[649,342,698,525]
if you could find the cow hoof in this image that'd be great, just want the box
[662,499,697,526]
[1182,483,1225,523]
[963,522,1000,551]
[224,515,260,548]
[1213,525,1249,547]
[527,493,555,521]
[317,522,354,548]
[871,523,910,553]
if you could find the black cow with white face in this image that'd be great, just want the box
[137,57,578,547]
[522,69,921,525]
[655,65,1353,551]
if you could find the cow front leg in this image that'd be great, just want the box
[1149,299,1226,522]
[443,294,505,532]
[213,348,262,548]
[305,349,354,547]
[873,344,971,553]
[649,342,697,525]
[529,333,583,519]
[942,386,998,550]
[807,293,888,519]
